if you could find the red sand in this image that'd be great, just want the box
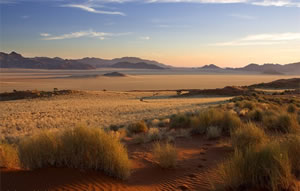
[1,136,234,191]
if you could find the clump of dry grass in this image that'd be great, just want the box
[281,135,300,177]
[231,123,267,152]
[0,143,20,168]
[246,109,263,122]
[169,114,191,129]
[18,126,131,179]
[127,121,148,134]
[217,143,295,191]
[190,108,242,136]
[152,142,177,168]
[206,126,221,140]
[287,104,296,113]
[263,112,299,133]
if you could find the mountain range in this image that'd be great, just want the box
[0,51,299,74]
[0,52,168,70]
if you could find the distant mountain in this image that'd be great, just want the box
[199,64,222,70]
[0,52,170,70]
[0,52,95,70]
[233,62,300,75]
[111,62,165,69]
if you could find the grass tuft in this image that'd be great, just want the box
[217,143,294,191]
[231,123,267,152]
[18,126,131,179]
[0,143,20,168]
[152,142,177,168]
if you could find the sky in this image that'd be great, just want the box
[0,0,300,67]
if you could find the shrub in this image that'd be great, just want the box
[217,143,294,191]
[18,131,59,169]
[152,142,177,168]
[221,112,242,134]
[190,108,242,136]
[247,109,263,122]
[263,113,299,133]
[147,128,162,142]
[206,126,221,140]
[287,104,296,113]
[281,135,300,177]
[169,114,191,129]
[231,123,267,152]
[242,101,255,110]
[18,126,131,179]
[127,121,148,134]
[0,143,20,168]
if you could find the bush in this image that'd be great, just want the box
[18,126,131,179]
[217,143,294,191]
[247,109,263,122]
[0,143,20,168]
[263,113,299,133]
[127,121,148,134]
[231,123,267,152]
[206,126,221,140]
[287,104,296,113]
[152,142,177,168]
[281,135,300,177]
[169,114,191,129]
[190,108,242,136]
[242,100,255,110]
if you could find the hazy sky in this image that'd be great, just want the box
[1,0,300,67]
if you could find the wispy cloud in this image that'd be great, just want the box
[40,33,51,37]
[212,32,300,46]
[40,30,130,40]
[229,13,256,19]
[139,36,150,40]
[60,4,126,16]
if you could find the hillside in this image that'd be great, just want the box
[248,78,300,89]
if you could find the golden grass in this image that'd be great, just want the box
[0,143,20,168]
[0,91,229,141]
[127,121,148,134]
[281,135,300,177]
[231,123,267,152]
[217,143,295,191]
[18,126,131,179]
[152,142,177,168]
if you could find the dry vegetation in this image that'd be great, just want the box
[0,90,230,142]
[1,86,300,190]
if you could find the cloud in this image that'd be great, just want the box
[40,33,51,37]
[60,4,125,16]
[229,13,256,19]
[212,32,300,46]
[139,36,150,40]
[40,30,130,40]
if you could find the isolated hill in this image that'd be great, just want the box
[199,64,222,70]
[248,78,300,89]
[103,72,127,77]
[0,52,170,70]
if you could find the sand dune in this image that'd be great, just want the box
[1,135,231,191]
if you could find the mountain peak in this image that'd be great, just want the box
[9,51,23,58]
[200,64,221,69]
